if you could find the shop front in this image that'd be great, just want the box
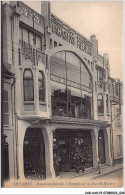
[53,129,93,173]
[23,128,46,179]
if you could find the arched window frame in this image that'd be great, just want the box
[38,71,45,102]
[23,69,34,101]
[97,93,104,114]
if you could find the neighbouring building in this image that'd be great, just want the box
[1,1,123,184]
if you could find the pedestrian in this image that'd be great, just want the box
[81,158,85,173]
[76,156,85,173]
[98,159,101,174]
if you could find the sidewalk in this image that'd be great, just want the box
[59,163,123,180]
[90,163,123,180]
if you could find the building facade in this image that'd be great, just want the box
[1,1,123,183]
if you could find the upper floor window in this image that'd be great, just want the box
[49,38,53,49]
[54,41,57,47]
[23,69,34,101]
[19,26,42,50]
[117,135,122,156]
[3,90,9,125]
[115,108,121,127]
[97,94,104,114]
[115,84,119,97]
[97,69,103,81]
[38,71,45,102]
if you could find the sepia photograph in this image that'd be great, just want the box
[1,0,124,192]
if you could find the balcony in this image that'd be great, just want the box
[19,44,45,66]
[109,84,120,103]
[96,81,108,92]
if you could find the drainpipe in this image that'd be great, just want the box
[110,104,114,166]
[13,77,19,179]
[11,77,16,177]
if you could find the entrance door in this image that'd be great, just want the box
[23,128,46,179]
[98,130,105,164]
[59,144,70,172]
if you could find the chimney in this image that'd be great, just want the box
[103,53,109,68]
[41,1,51,28]
[103,53,110,78]
[90,34,98,56]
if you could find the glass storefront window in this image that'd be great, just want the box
[50,51,92,119]
[51,84,67,116]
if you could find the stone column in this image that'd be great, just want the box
[108,95,111,122]
[17,120,30,180]
[42,125,55,179]
[104,127,112,166]
[18,139,25,180]
[12,8,22,117]
[91,127,99,168]
[5,130,15,179]
[92,59,98,120]
[46,55,52,117]
[92,81,98,120]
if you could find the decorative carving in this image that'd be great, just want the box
[21,46,45,65]
[33,48,35,65]
[22,47,33,60]
[97,81,103,89]
[18,48,21,65]
[36,49,45,64]
[19,2,44,27]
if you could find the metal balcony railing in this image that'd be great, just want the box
[19,45,45,65]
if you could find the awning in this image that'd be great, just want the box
[2,65,15,79]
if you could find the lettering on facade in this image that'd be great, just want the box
[50,74,92,93]
[51,15,92,55]
[51,22,75,45]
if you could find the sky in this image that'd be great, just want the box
[23,1,123,80]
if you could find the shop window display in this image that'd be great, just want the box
[23,128,46,179]
[53,130,93,173]
[51,89,91,119]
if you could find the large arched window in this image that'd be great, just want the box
[97,94,104,114]
[50,51,92,119]
[38,71,45,102]
[23,69,34,101]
